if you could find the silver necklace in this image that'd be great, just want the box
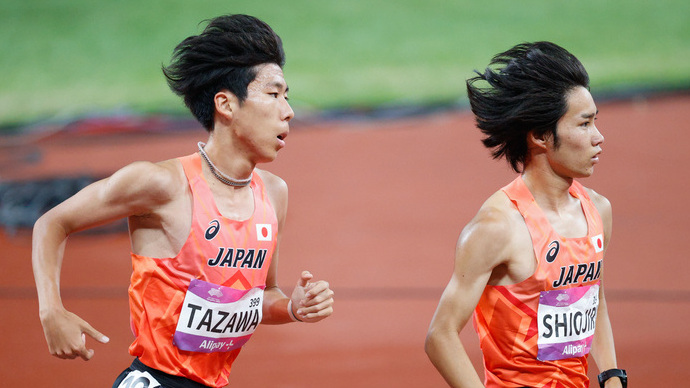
[197,142,252,187]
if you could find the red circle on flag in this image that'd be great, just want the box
[261,227,268,238]
[597,238,602,248]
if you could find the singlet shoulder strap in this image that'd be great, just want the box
[179,152,202,182]
[568,179,590,201]
[501,176,539,216]
[568,180,603,237]
[503,176,603,239]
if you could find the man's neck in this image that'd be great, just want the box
[202,135,255,181]
[521,166,575,213]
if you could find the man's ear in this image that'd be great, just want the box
[528,130,551,151]
[214,90,237,120]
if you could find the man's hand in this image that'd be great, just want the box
[289,271,334,323]
[40,308,109,360]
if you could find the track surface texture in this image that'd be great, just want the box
[1,93,689,387]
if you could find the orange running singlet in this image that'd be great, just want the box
[473,176,604,388]
[127,153,278,387]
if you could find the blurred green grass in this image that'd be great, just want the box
[1,0,688,125]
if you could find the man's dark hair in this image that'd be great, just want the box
[466,41,590,172]
[163,14,285,131]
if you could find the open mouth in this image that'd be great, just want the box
[277,132,287,148]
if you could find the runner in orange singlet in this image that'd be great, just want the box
[425,42,626,388]
[33,14,334,387]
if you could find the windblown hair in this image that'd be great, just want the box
[466,42,590,172]
[163,14,285,130]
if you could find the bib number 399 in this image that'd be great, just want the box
[173,279,264,353]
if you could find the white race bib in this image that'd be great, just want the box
[173,279,263,353]
[537,283,599,361]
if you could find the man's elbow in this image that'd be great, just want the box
[425,326,442,358]
[32,212,53,243]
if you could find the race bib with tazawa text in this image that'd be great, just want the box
[173,279,263,353]
[537,283,599,361]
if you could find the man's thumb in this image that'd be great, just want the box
[297,270,313,288]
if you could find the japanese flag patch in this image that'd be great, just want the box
[591,234,604,253]
[256,224,272,241]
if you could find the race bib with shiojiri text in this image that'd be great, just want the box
[173,279,263,353]
[537,283,599,361]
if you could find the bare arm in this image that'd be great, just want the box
[258,170,334,324]
[591,285,622,387]
[32,160,180,360]
[588,190,623,387]
[425,207,515,388]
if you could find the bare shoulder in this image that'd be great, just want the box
[583,186,612,220]
[456,190,523,271]
[255,168,288,218]
[255,168,287,193]
[150,158,187,198]
[105,158,186,208]
[583,186,612,248]
[466,190,523,242]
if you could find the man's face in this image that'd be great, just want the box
[547,86,604,178]
[229,63,294,163]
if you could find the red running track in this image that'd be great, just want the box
[1,93,689,387]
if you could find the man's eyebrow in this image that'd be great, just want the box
[269,81,288,92]
[581,109,598,119]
